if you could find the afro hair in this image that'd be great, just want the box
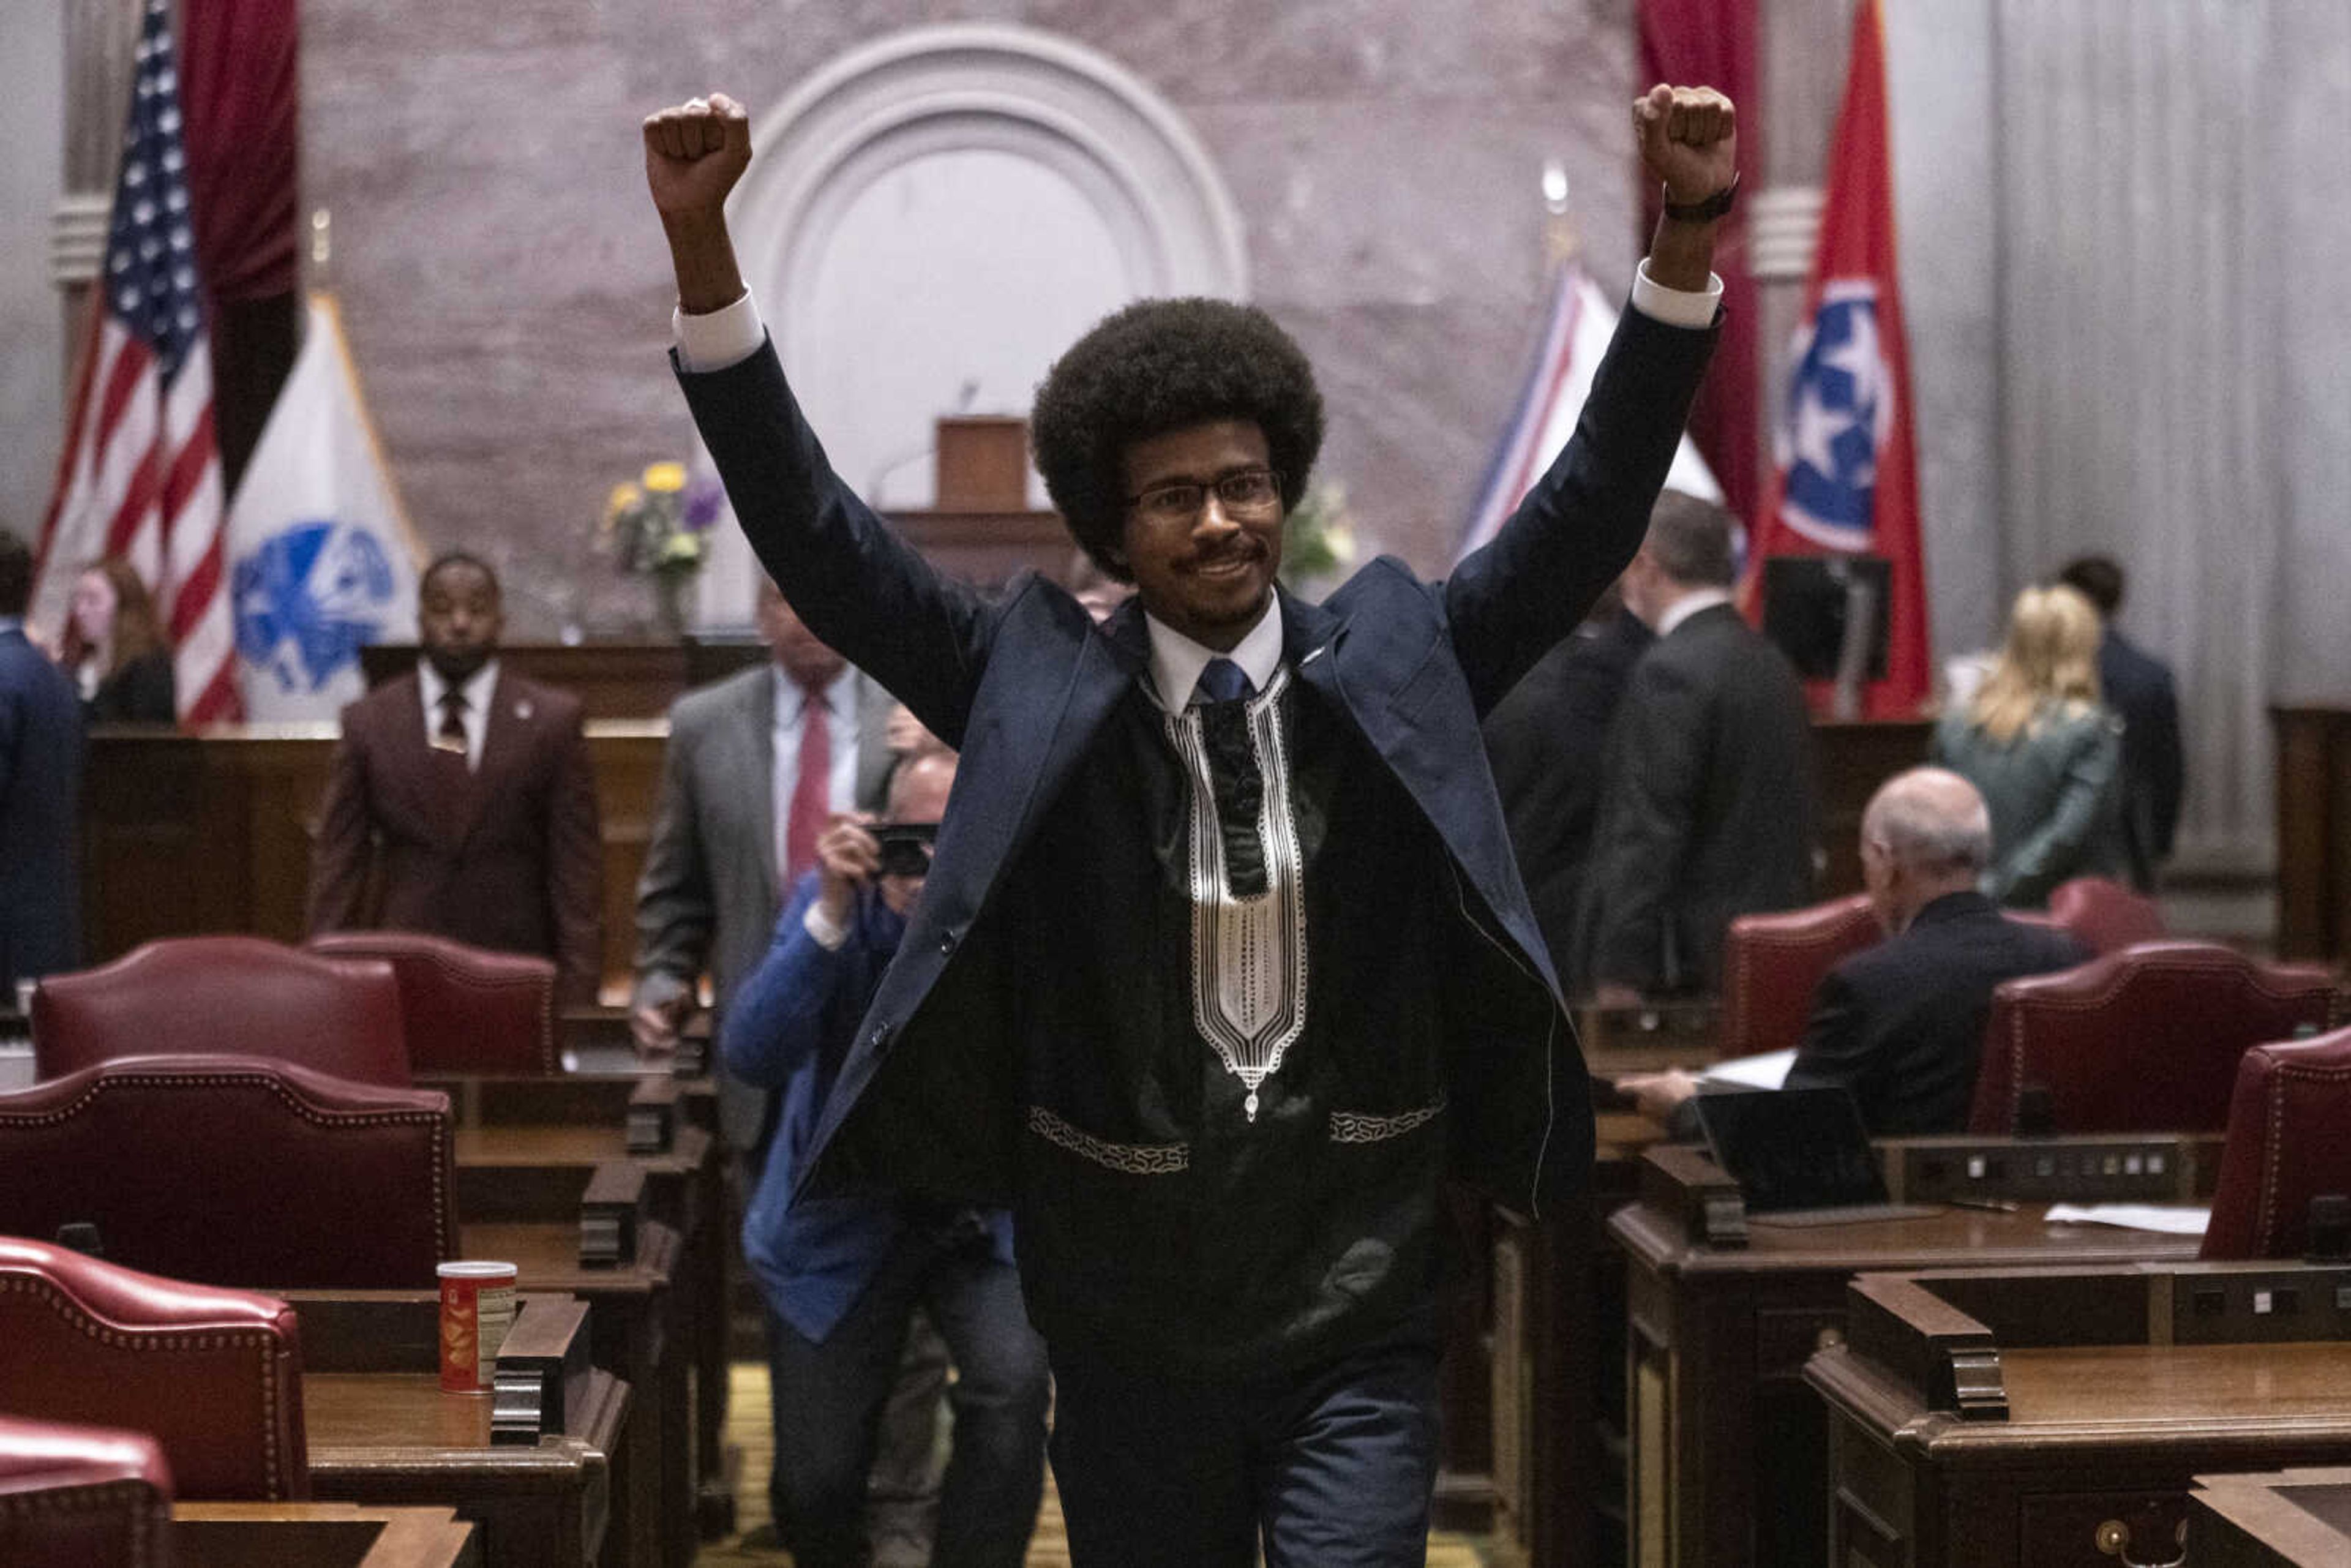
[1029,298,1325,582]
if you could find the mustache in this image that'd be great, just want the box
[1185,541,1266,570]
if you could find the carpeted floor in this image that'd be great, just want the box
[698,1364,1493,1565]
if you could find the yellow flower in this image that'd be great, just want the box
[606,481,643,514]
[642,461,688,493]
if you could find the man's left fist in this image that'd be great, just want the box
[1633,84,1738,207]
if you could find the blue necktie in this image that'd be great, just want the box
[1194,657,1254,707]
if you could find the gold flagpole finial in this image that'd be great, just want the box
[1540,160,1580,269]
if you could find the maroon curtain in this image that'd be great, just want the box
[176,0,300,493]
[1638,0,1761,529]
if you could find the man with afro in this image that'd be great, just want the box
[645,82,1734,1564]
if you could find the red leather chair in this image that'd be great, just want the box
[308,931,558,1075]
[31,936,410,1087]
[0,1056,456,1289]
[0,1415,174,1567]
[2047,876,2167,955]
[1969,941,2342,1136]
[2202,1027,2351,1259]
[0,1236,306,1501]
[1719,895,1883,1057]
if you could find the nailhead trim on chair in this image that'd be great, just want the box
[1998,953,2341,1130]
[368,946,557,1073]
[0,1275,290,1499]
[0,1070,455,1262]
[2253,1060,2351,1256]
[0,1478,161,1566]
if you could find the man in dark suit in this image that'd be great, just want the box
[645,79,1731,1559]
[1483,589,1654,985]
[1579,491,1819,1000]
[1622,767,2090,1136]
[0,529,84,997]
[2058,555,2184,890]
[307,553,604,1003]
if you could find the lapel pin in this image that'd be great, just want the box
[515,699,534,721]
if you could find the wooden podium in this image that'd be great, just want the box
[886,415,1073,589]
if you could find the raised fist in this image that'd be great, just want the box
[1633,84,1737,208]
[642,93,753,220]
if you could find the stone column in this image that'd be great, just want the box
[53,0,142,352]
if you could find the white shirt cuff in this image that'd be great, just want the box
[1630,260,1723,330]
[801,899,850,952]
[673,290,767,373]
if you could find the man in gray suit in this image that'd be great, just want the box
[631,576,891,1124]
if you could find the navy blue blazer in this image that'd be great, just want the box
[723,873,1015,1342]
[0,627,86,990]
[2098,629,2184,885]
[678,303,1715,1218]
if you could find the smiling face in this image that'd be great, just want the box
[1117,419,1284,651]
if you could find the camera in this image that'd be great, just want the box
[871,822,937,879]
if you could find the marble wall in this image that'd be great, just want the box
[301,0,1653,634]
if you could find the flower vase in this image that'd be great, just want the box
[651,572,692,641]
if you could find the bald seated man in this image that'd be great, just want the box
[1622,767,2091,1138]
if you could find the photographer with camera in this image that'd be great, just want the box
[720,748,1047,1568]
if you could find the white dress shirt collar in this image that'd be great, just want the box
[416,656,499,771]
[774,662,858,728]
[1142,596,1285,713]
[1654,587,1734,640]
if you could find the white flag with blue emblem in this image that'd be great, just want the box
[225,292,422,721]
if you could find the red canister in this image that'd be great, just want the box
[437,1260,519,1393]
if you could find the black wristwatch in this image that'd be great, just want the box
[1662,170,1739,223]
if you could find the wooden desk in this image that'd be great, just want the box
[2191,1467,2351,1566]
[430,1063,727,1522]
[171,1502,480,1567]
[1607,1136,2221,1568]
[1806,1263,2351,1567]
[288,1293,622,1568]
[458,1210,681,1568]
[454,1119,724,1560]
[1490,1109,1669,1568]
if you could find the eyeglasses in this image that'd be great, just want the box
[1127,468,1282,525]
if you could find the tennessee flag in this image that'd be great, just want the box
[1742,0,1929,716]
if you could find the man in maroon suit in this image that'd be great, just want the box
[308,553,604,1003]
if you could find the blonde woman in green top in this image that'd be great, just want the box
[1933,583,2128,906]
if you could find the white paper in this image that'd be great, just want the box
[2042,1203,2211,1236]
[1701,1048,1797,1091]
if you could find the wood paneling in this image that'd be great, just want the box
[2274,706,2351,964]
[81,724,667,1000]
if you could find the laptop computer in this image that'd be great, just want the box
[1694,1086,1940,1227]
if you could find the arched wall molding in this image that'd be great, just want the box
[697,22,1250,621]
[729,21,1251,358]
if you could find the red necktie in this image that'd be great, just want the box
[784,681,831,883]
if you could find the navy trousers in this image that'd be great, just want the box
[1048,1332,1444,1566]
[765,1214,1049,1568]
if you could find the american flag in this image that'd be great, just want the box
[34,0,237,724]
